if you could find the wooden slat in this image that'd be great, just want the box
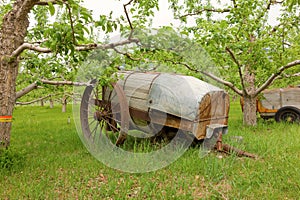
[126,72,158,82]
[195,91,229,139]
[260,88,300,110]
[128,98,149,112]
[122,80,152,91]
[282,89,300,107]
[149,109,193,131]
[120,72,157,112]
[261,92,281,109]
[124,87,149,100]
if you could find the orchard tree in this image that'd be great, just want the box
[0,0,159,149]
[170,0,300,125]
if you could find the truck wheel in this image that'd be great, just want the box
[274,106,300,123]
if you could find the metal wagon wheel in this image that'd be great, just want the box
[80,79,129,146]
[275,106,300,123]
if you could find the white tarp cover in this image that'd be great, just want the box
[147,73,222,121]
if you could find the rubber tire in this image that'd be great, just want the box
[274,106,300,123]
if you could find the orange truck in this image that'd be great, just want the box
[242,86,300,122]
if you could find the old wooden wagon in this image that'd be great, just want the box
[80,71,230,146]
[256,87,300,122]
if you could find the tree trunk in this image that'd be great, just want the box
[62,96,67,113]
[50,98,54,108]
[0,65,18,148]
[0,0,38,149]
[243,63,257,126]
[242,95,257,126]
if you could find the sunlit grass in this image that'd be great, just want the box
[0,102,299,199]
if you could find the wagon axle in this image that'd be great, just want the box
[94,110,109,121]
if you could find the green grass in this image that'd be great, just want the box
[0,102,300,199]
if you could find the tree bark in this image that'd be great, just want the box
[62,95,67,113]
[15,82,38,99]
[241,34,258,126]
[0,0,38,149]
[243,65,257,126]
[242,95,257,125]
[50,98,54,108]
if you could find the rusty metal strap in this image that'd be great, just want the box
[122,71,136,90]
[194,116,229,123]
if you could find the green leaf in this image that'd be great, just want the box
[48,2,55,16]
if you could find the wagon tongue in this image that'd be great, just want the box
[205,124,228,139]
[198,124,229,157]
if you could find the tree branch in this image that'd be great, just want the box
[254,0,274,24]
[200,70,243,96]
[113,47,141,61]
[65,2,76,45]
[286,72,300,77]
[11,0,139,59]
[34,0,63,6]
[16,79,88,99]
[16,82,38,99]
[225,47,247,95]
[266,0,272,10]
[274,72,300,80]
[269,23,283,35]
[180,8,230,19]
[40,79,88,86]
[231,0,237,8]
[166,60,243,96]
[16,92,74,105]
[10,38,139,58]
[254,60,300,96]
[12,43,52,57]
[16,94,53,105]
[123,0,134,30]
[225,47,240,67]
[255,0,284,24]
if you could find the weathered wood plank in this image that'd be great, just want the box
[195,91,229,139]
[148,109,193,131]
[281,89,300,107]
[260,88,300,109]
[124,87,149,100]
[261,91,281,109]
[128,98,149,112]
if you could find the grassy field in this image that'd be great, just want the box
[0,102,300,199]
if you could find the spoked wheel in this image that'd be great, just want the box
[80,79,129,146]
[275,106,300,123]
